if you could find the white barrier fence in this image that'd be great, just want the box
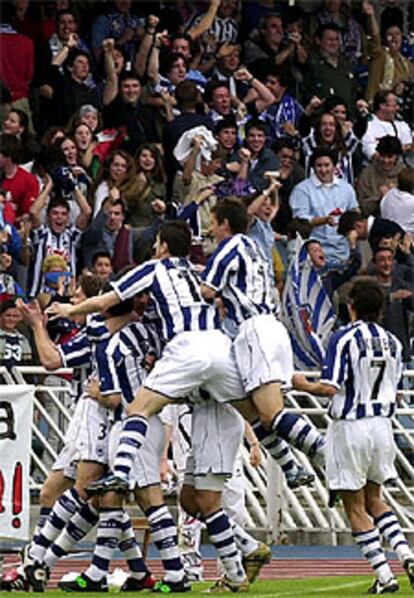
[3,366,414,544]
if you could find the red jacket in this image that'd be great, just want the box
[0,29,33,100]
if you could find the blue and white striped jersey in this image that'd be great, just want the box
[96,321,162,420]
[202,234,276,326]
[112,257,221,341]
[321,320,403,420]
[28,224,82,299]
[58,314,110,368]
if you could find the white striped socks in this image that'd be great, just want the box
[114,415,149,482]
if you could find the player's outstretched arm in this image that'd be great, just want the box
[292,374,337,397]
[46,290,120,319]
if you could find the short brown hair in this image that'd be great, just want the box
[78,274,105,298]
[397,167,414,193]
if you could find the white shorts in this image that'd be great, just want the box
[233,314,293,393]
[74,398,110,464]
[326,417,397,491]
[184,401,244,491]
[184,457,229,491]
[109,415,165,489]
[144,330,245,403]
[222,453,246,526]
[52,399,83,478]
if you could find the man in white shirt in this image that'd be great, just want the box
[362,90,412,161]
[381,167,414,235]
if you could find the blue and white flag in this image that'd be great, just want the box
[281,238,336,370]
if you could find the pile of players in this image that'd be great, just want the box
[4,192,414,595]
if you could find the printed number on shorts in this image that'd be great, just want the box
[370,359,386,401]
[98,423,107,440]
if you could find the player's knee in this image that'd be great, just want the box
[180,485,197,517]
[40,482,61,507]
[135,484,164,512]
[194,491,221,517]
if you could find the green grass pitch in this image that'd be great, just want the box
[9,575,414,597]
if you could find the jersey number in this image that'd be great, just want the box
[370,360,386,401]
[98,423,107,440]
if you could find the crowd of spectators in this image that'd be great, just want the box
[1,0,414,368]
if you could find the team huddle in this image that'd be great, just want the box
[10,197,414,594]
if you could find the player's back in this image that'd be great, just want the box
[113,257,221,340]
[203,234,275,325]
[325,320,403,420]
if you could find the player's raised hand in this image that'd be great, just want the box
[16,299,45,327]
[45,302,74,319]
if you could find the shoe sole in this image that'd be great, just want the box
[58,581,108,592]
[288,474,315,489]
[86,482,128,496]
[244,549,272,583]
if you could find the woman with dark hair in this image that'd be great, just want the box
[301,111,359,184]
[72,120,94,161]
[91,149,139,217]
[66,104,127,178]
[125,144,167,229]
[45,135,91,225]
[1,108,40,163]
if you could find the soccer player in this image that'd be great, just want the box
[180,394,271,592]
[47,220,323,487]
[201,198,326,467]
[60,316,189,593]
[18,290,150,592]
[46,221,258,590]
[293,277,414,595]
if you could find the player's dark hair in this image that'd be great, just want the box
[159,221,192,257]
[348,277,384,322]
[211,197,248,235]
[102,281,134,316]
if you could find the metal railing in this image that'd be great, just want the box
[5,367,414,544]
[240,373,414,543]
